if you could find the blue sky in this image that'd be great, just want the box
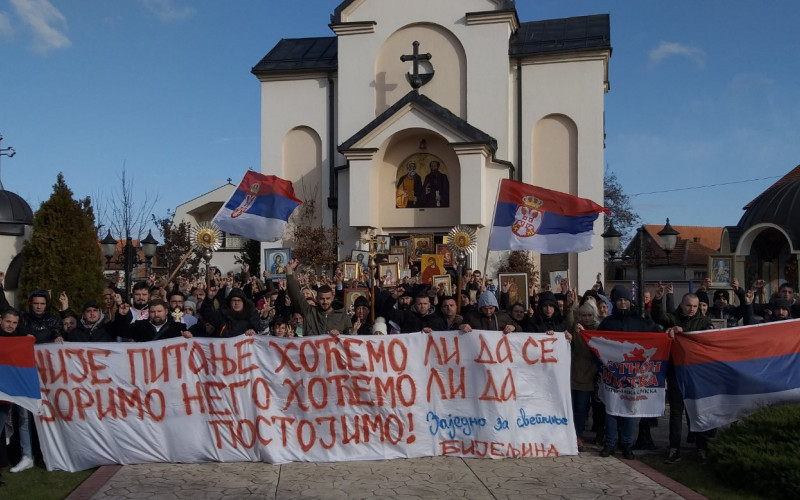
[1,0,798,239]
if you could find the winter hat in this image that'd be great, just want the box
[696,290,710,306]
[713,290,728,302]
[537,291,558,309]
[372,317,388,335]
[610,285,631,302]
[184,298,197,312]
[82,301,100,312]
[477,291,499,309]
[353,296,370,310]
[771,298,792,313]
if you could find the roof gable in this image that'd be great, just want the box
[339,91,496,152]
[252,37,337,76]
[511,14,610,57]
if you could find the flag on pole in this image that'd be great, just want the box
[0,336,42,415]
[673,322,800,432]
[212,171,302,242]
[488,179,609,253]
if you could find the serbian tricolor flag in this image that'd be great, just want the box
[212,171,302,242]
[580,330,672,417]
[673,321,800,432]
[488,179,609,253]
[0,336,42,415]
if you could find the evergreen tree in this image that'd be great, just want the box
[19,173,105,312]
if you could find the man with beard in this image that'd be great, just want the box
[69,301,115,342]
[422,160,449,207]
[112,299,191,341]
[286,259,352,337]
[129,281,151,322]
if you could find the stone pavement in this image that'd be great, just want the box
[67,413,705,500]
[78,455,688,500]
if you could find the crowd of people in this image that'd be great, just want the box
[0,259,796,481]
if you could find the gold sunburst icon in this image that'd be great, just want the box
[447,225,477,255]
[191,222,222,252]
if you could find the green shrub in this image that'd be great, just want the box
[710,403,800,498]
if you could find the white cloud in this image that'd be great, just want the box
[141,0,195,22]
[649,41,705,68]
[0,12,13,38]
[11,0,70,53]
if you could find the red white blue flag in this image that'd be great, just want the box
[488,179,608,253]
[213,171,302,242]
[580,330,672,418]
[673,321,800,432]
[0,336,42,414]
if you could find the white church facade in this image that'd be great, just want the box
[251,0,611,290]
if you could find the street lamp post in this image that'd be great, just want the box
[602,219,679,316]
[101,230,159,296]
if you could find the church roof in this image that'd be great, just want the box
[251,37,337,76]
[252,14,611,77]
[734,176,800,249]
[742,164,800,210]
[331,0,517,24]
[338,91,497,152]
[0,189,34,236]
[510,14,611,57]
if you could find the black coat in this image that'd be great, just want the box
[111,311,187,342]
[598,307,658,332]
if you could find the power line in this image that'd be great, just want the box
[630,176,781,197]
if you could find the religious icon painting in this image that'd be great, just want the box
[264,248,291,280]
[549,270,568,293]
[435,243,454,268]
[344,288,369,315]
[375,235,391,253]
[395,153,450,209]
[350,250,370,274]
[387,253,406,271]
[420,254,445,284]
[378,262,400,287]
[431,274,452,296]
[399,269,411,280]
[709,256,734,288]
[390,244,407,262]
[498,273,529,312]
[343,262,359,282]
[410,234,434,261]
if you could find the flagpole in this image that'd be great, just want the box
[482,178,504,278]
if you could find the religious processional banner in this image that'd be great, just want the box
[580,330,672,418]
[33,332,575,472]
[0,336,42,415]
[672,320,800,432]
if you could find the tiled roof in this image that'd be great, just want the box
[643,225,722,251]
[510,14,610,57]
[251,37,337,76]
[622,225,723,267]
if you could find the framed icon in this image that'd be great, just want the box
[499,272,529,311]
[343,262,359,281]
[375,235,391,254]
[387,253,406,271]
[709,256,733,287]
[432,274,452,295]
[420,254,445,284]
[378,262,400,286]
[350,249,370,273]
[410,234,434,261]
[436,243,454,268]
[264,248,291,280]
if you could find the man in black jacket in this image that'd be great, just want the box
[381,289,445,333]
[112,299,191,342]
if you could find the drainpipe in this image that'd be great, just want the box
[327,73,338,225]
[516,59,523,181]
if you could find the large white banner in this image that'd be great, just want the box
[33,332,575,472]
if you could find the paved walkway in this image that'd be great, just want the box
[77,455,686,500]
[67,414,705,500]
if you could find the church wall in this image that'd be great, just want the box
[336,0,514,153]
[282,127,323,227]
[520,58,607,292]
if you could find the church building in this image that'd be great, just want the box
[251,0,611,290]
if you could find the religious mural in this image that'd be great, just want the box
[395,153,449,208]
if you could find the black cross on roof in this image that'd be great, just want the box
[400,41,434,90]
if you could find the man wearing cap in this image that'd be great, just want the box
[652,284,714,464]
[71,301,115,343]
[707,280,747,327]
[351,296,373,335]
